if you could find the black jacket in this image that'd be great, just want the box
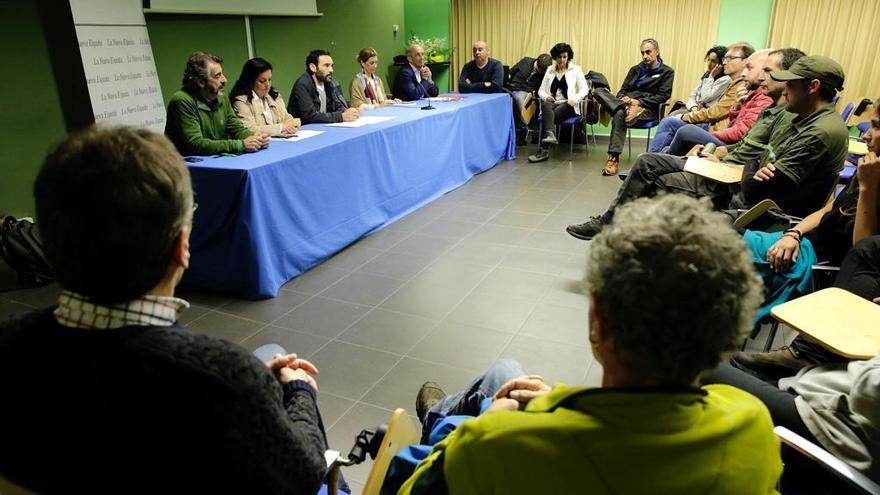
[505,57,543,93]
[616,60,675,116]
[0,308,327,495]
[287,71,348,124]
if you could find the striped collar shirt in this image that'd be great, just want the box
[54,290,190,330]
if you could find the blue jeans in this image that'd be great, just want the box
[665,123,723,156]
[649,117,690,153]
[253,343,288,362]
[422,358,528,442]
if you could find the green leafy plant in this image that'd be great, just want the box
[407,34,452,63]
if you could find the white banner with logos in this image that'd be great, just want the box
[70,0,165,133]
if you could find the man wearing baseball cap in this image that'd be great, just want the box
[737,54,848,214]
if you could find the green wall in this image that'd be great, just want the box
[717,0,773,48]
[0,2,68,218]
[147,0,405,104]
[404,0,452,92]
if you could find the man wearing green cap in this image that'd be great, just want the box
[566,51,847,241]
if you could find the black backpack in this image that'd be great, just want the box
[0,215,54,288]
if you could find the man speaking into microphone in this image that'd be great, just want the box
[393,43,440,102]
[288,49,360,124]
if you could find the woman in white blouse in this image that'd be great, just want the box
[528,42,589,163]
[231,58,300,136]
[349,47,394,109]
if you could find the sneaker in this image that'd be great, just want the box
[730,346,813,381]
[416,381,446,424]
[528,149,550,163]
[541,131,559,145]
[566,216,605,240]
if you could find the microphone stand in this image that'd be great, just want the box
[419,69,435,110]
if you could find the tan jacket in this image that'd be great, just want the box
[682,78,747,131]
[349,73,389,109]
[232,93,296,136]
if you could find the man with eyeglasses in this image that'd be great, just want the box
[648,43,758,154]
[567,50,848,242]
[592,38,675,176]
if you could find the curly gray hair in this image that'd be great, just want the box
[182,52,223,90]
[584,194,762,384]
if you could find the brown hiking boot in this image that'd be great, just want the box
[625,106,646,125]
[602,155,619,176]
[730,346,813,381]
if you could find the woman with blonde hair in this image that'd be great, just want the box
[349,47,393,109]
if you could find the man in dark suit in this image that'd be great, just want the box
[288,49,360,124]
[393,43,440,101]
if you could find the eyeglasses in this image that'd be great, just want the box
[722,55,744,61]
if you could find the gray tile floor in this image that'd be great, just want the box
[0,140,792,494]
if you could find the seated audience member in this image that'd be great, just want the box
[288,49,360,124]
[394,195,780,494]
[527,42,589,163]
[567,54,847,241]
[458,41,504,93]
[649,43,756,153]
[349,47,394,109]
[668,45,731,115]
[505,53,552,145]
[0,127,331,494]
[165,52,268,155]
[230,57,301,136]
[732,117,880,378]
[393,43,440,102]
[704,238,880,489]
[660,48,789,156]
[592,38,675,175]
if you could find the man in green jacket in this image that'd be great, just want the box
[165,52,269,156]
[398,194,782,494]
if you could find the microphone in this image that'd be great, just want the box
[418,67,435,111]
[702,142,717,155]
[330,79,348,109]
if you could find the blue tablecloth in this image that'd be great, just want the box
[184,93,515,299]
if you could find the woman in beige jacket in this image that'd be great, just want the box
[230,58,300,136]
[349,47,394,109]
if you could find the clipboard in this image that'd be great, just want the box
[683,156,744,184]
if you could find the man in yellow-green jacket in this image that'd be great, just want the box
[399,195,783,494]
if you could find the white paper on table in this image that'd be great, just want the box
[325,116,395,128]
[393,102,418,107]
[270,129,324,142]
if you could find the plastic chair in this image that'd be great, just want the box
[776,426,880,494]
[841,101,855,122]
[625,102,669,157]
[534,99,596,161]
[325,408,420,495]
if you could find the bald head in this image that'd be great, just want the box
[743,49,773,89]
[472,41,489,66]
[407,43,426,68]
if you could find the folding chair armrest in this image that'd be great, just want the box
[811,263,841,273]
[775,426,880,494]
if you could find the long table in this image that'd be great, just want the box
[184,93,515,299]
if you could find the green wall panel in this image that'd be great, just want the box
[145,14,250,106]
[251,0,404,101]
[0,2,68,217]
[404,0,451,92]
[717,0,773,48]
